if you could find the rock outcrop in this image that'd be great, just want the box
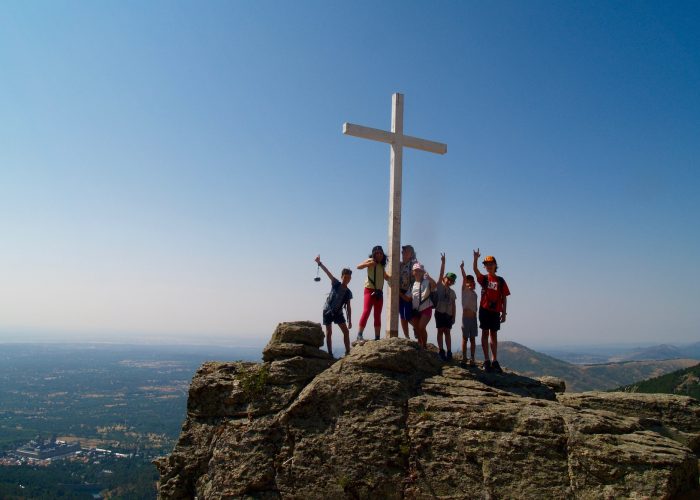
[156,321,700,499]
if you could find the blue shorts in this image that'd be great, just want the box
[323,309,346,326]
[399,296,413,321]
[462,316,478,339]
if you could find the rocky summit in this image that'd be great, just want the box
[155,321,700,499]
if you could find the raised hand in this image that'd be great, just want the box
[440,252,446,263]
[473,248,481,260]
[460,260,465,269]
[315,255,321,264]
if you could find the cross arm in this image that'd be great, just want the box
[343,123,394,144]
[401,135,447,155]
[343,122,447,155]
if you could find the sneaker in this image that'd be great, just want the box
[483,359,492,372]
[356,333,364,342]
[374,335,381,341]
[438,349,447,361]
[492,360,503,374]
[446,351,453,361]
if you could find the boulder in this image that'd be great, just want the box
[538,375,567,393]
[268,321,324,348]
[559,391,700,452]
[156,326,700,499]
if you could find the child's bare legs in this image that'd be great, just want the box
[437,330,445,351]
[469,337,476,360]
[444,331,452,353]
[419,314,430,348]
[461,334,468,361]
[489,331,498,361]
[325,325,333,357]
[400,318,411,339]
[481,330,490,361]
[339,323,351,355]
[409,315,428,348]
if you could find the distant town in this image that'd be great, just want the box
[2,435,130,465]
[0,343,258,499]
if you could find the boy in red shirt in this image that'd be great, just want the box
[472,249,510,373]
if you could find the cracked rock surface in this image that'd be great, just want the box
[156,321,700,499]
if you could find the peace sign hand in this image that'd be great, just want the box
[473,248,481,260]
[440,252,446,263]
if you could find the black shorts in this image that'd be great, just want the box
[434,311,454,329]
[478,308,501,331]
[323,309,346,326]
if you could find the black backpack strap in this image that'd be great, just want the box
[419,279,430,305]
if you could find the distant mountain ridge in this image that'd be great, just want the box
[497,341,699,392]
[615,362,700,399]
[543,341,700,365]
[611,344,684,362]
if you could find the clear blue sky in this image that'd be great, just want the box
[1,1,698,347]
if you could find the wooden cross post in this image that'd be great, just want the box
[343,93,447,338]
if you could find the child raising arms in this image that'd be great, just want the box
[315,255,353,357]
[472,249,510,373]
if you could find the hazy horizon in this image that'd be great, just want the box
[0,330,697,355]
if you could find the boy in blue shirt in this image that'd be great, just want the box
[315,255,353,357]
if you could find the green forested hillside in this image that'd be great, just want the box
[615,363,700,399]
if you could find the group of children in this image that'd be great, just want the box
[314,244,510,373]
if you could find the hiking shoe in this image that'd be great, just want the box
[446,351,453,361]
[374,335,381,341]
[492,360,503,374]
[438,349,447,362]
[483,359,492,372]
[356,333,364,342]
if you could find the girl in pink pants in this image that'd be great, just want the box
[356,245,390,341]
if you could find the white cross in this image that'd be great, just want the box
[343,93,447,338]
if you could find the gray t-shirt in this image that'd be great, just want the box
[435,282,456,315]
[462,287,478,313]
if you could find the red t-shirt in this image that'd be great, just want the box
[479,275,510,312]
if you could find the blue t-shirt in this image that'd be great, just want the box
[324,279,353,313]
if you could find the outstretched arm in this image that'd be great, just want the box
[501,297,507,323]
[438,253,446,283]
[460,260,468,288]
[315,255,336,282]
[346,302,352,329]
[357,258,374,270]
[472,249,484,281]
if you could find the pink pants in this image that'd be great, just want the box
[359,287,383,329]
